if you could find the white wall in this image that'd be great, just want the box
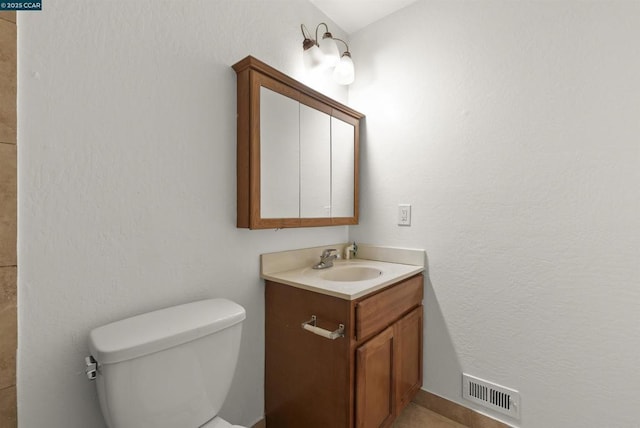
[348,1,640,427]
[17,1,349,427]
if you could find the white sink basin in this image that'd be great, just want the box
[261,245,426,300]
[321,265,383,282]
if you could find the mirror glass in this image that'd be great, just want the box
[300,103,331,218]
[331,116,355,217]
[260,87,300,218]
[261,86,351,221]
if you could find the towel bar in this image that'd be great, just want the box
[301,315,345,340]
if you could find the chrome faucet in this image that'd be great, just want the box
[312,248,338,269]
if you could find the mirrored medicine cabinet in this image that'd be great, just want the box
[233,56,364,229]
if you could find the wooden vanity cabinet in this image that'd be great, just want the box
[265,274,423,428]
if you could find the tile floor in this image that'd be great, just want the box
[392,403,468,428]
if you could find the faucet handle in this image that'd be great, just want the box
[321,248,337,258]
[313,248,338,269]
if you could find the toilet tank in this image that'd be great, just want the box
[88,299,246,428]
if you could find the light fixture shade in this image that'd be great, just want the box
[303,43,324,70]
[333,54,355,85]
[318,34,340,67]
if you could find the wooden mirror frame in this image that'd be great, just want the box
[233,56,364,229]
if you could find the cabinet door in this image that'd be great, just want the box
[394,306,423,413]
[356,327,395,428]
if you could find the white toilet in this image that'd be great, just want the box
[86,298,247,428]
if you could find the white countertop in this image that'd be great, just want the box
[260,244,426,300]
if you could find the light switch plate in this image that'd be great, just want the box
[398,204,411,226]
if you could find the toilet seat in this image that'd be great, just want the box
[200,416,247,428]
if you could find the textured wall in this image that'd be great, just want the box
[348,1,640,427]
[17,1,348,427]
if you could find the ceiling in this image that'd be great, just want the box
[309,0,420,34]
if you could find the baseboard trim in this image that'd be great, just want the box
[251,418,266,428]
[413,389,512,428]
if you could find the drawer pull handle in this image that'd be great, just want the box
[301,315,345,340]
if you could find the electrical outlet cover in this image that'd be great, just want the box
[398,204,411,226]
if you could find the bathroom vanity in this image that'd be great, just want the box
[262,245,425,428]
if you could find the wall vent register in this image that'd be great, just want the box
[462,373,520,420]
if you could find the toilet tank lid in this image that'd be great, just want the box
[88,298,246,364]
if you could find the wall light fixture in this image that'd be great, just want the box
[301,23,355,85]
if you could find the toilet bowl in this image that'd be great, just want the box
[86,298,247,428]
